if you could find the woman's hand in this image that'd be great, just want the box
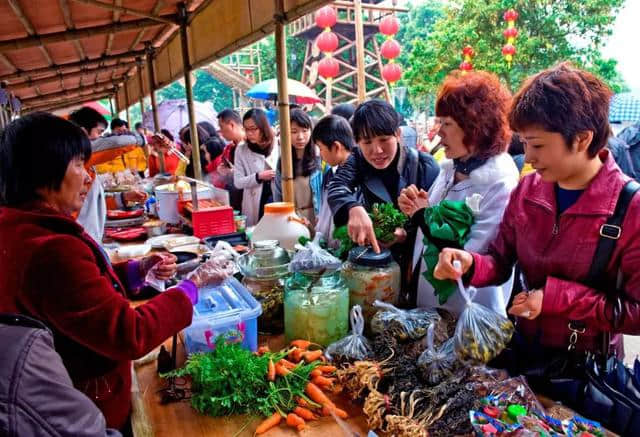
[433,248,474,280]
[508,289,543,320]
[123,189,148,204]
[398,185,428,217]
[348,206,380,253]
[140,253,177,280]
[258,170,276,181]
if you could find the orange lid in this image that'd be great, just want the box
[264,202,295,214]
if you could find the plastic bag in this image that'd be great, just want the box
[370,300,440,341]
[417,324,458,385]
[325,305,373,363]
[289,235,342,273]
[186,241,239,287]
[453,284,514,364]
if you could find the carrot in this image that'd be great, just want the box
[286,413,306,430]
[305,382,334,407]
[322,405,348,419]
[297,397,311,408]
[267,359,276,381]
[255,412,282,435]
[294,406,317,421]
[303,350,323,362]
[317,365,337,374]
[289,348,304,362]
[290,339,312,350]
[278,359,297,370]
[275,364,291,377]
[257,345,270,356]
[310,369,323,378]
[312,375,334,388]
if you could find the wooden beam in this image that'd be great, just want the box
[70,0,177,25]
[104,0,122,55]
[0,17,170,53]
[0,50,146,81]
[129,0,165,51]
[24,92,112,113]
[58,0,74,28]
[333,0,409,13]
[20,80,116,104]
[12,62,136,90]
[8,0,57,68]
[354,0,366,103]
[145,44,160,131]
[0,53,17,73]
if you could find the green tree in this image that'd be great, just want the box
[404,0,627,112]
[258,31,308,82]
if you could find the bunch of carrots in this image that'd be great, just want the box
[255,339,348,435]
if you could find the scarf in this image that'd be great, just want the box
[453,156,488,175]
[247,139,274,157]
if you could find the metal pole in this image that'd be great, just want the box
[354,0,366,103]
[275,0,294,204]
[179,2,201,180]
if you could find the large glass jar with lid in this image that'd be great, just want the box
[342,247,401,325]
[284,270,349,347]
[237,240,290,334]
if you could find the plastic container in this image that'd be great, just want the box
[154,183,213,224]
[342,247,401,325]
[237,240,291,334]
[234,214,247,233]
[284,271,349,347]
[184,277,262,355]
[251,202,310,251]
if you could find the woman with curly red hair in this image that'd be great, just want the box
[399,71,519,313]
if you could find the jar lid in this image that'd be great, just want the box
[264,202,295,214]
[347,246,393,267]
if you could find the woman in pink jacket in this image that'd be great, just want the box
[433,63,640,370]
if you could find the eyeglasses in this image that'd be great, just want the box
[244,126,259,132]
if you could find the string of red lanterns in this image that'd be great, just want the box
[459,45,475,74]
[315,6,340,81]
[502,9,519,68]
[379,15,403,84]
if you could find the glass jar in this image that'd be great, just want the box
[284,270,349,347]
[342,247,401,325]
[237,240,290,334]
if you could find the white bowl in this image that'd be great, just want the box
[113,243,151,260]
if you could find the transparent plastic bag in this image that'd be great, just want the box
[370,300,440,341]
[186,242,238,287]
[417,324,458,385]
[289,235,342,273]
[325,305,373,363]
[453,283,514,364]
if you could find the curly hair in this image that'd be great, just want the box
[509,62,612,157]
[435,71,512,159]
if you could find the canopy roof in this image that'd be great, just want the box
[0,0,331,113]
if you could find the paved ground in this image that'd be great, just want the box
[624,335,640,366]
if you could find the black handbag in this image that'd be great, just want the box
[495,180,640,436]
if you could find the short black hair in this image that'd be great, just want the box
[351,99,400,142]
[217,108,242,125]
[160,129,174,142]
[198,121,218,137]
[0,112,91,206]
[110,118,128,130]
[134,122,143,130]
[331,103,355,121]
[312,115,355,151]
[68,106,107,132]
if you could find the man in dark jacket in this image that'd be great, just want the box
[617,121,640,180]
[0,314,120,437]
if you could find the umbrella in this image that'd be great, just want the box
[247,78,321,104]
[85,100,110,115]
[609,92,640,123]
[141,99,218,141]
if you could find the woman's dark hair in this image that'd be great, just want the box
[179,124,211,146]
[509,62,612,158]
[289,109,318,177]
[243,108,274,146]
[331,103,355,121]
[68,106,107,132]
[351,100,400,142]
[160,129,174,142]
[436,70,512,159]
[508,133,525,156]
[312,115,355,152]
[0,112,91,206]
[198,121,218,137]
[203,135,226,161]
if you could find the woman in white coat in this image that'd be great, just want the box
[234,108,279,227]
[399,71,518,315]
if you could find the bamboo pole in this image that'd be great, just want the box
[145,45,160,132]
[124,84,130,124]
[69,0,178,25]
[354,0,366,103]
[275,0,294,204]
[179,2,201,180]
[109,97,115,116]
[136,58,145,117]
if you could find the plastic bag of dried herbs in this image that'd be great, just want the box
[417,324,459,385]
[325,305,373,363]
[370,300,440,341]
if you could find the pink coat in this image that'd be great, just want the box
[471,150,640,353]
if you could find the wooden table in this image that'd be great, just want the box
[132,334,369,437]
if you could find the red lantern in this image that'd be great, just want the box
[462,45,475,57]
[318,57,340,79]
[502,44,516,56]
[503,9,519,21]
[503,27,518,39]
[379,15,400,36]
[316,31,339,53]
[459,61,473,71]
[380,39,401,60]
[315,6,337,29]
[382,63,402,83]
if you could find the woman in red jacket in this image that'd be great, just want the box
[0,113,213,431]
[432,64,640,376]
